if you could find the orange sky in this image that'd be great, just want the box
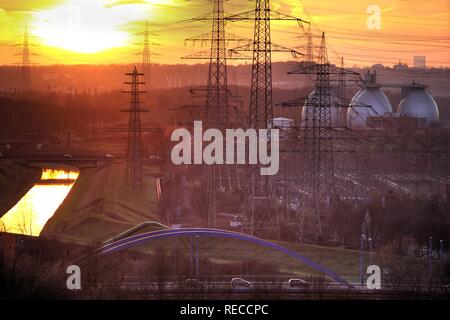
[0,0,449,67]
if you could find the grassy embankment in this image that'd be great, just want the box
[41,161,161,244]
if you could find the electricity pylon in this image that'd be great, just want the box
[311,33,336,241]
[247,0,277,239]
[182,0,250,227]
[281,33,370,243]
[20,25,31,92]
[305,24,314,87]
[122,67,148,191]
[338,56,347,126]
[278,33,336,242]
[142,20,151,93]
[227,0,308,239]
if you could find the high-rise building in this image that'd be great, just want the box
[413,56,426,69]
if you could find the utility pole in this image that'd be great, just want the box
[306,24,314,65]
[195,235,200,279]
[248,0,277,239]
[305,24,314,87]
[360,210,371,286]
[428,236,433,289]
[181,1,307,234]
[182,0,244,227]
[249,0,273,132]
[227,0,307,239]
[338,56,346,126]
[282,33,343,243]
[311,33,336,240]
[142,20,151,93]
[205,0,229,227]
[20,25,32,92]
[122,67,148,191]
[206,0,229,128]
[360,233,365,287]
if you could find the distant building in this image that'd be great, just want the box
[393,61,408,70]
[371,64,385,70]
[413,56,426,69]
[366,113,427,134]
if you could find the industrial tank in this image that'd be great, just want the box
[301,90,341,126]
[272,117,294,128]
[398,85,439,124]
[347,86,393,128]
[271,117,294,137]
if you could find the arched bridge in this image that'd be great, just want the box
[92,228,353,288]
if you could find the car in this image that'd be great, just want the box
[105,153,115,159]
[231,277,251,288]
[185,278,203,289]
[288,278,310,288]
[63,154,73,158]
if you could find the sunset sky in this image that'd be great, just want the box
[0,0,449,67]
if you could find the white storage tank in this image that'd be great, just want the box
[398,84,439,125]
[272,117,294,128]
[347,85,393,128]
[270,117,294,137]
[301,90,341,126]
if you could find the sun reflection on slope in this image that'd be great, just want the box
[0,169,79,236]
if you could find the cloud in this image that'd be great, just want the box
[0,0,60,12]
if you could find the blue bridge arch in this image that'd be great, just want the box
[94,228,353,288]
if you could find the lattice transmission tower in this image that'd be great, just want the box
[122,67,148,191]
[248,0,273,132]
[181,0,249,227]
[304,24,314,87]
[338,56,347,126]
[283,33,336,243]
[285,34,360,243]
[246,0,277,239]
[20,25,32,92]
[227,0,308,239]
[309,33,336,241]
[206,0,229,128]
[205,0,228,227]
[275,33,336,243]
[306,24,314,65]
[279,31,376,243]
[180,0,308,231]
[142,20,152,93]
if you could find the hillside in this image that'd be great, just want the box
[40,161,161,244]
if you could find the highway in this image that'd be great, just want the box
[82,280,450,299]
[0,153,108,168]
[0,153,163,166]
[0,152,119,160]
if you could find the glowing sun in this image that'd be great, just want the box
[31,0,150,54]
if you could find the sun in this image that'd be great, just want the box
[31,0,150,54]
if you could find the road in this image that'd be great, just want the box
[0,153,163,165]
[84,280,450,299]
